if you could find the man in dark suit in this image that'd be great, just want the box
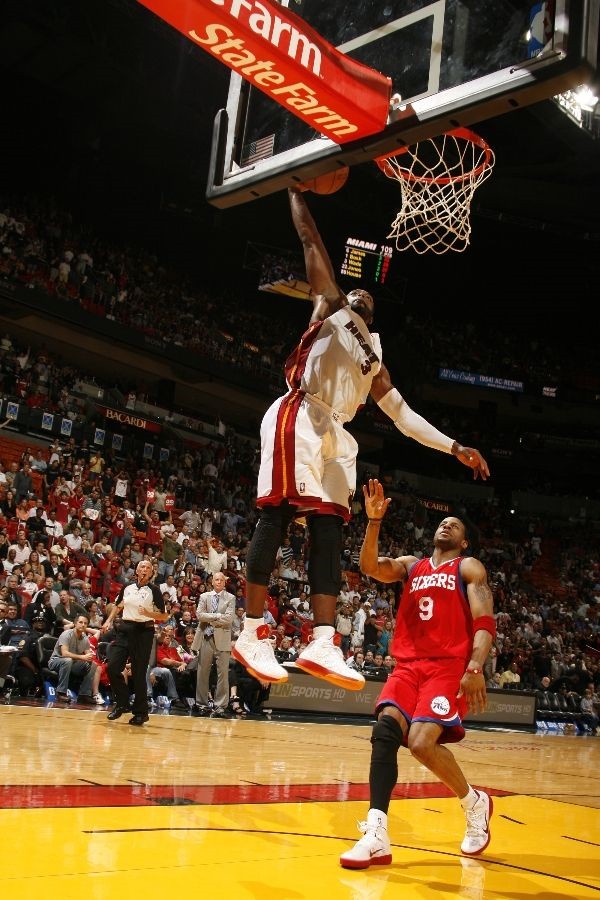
[42,552,65,581]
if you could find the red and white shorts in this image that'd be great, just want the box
[257,392,357,522]
[376,657,468,745]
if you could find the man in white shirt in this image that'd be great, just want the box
[65,527,83,554]
[45,511,64,541]
[9,533,32,566]
[179,504,201,532]
[175,524,191,546]
[207,538,228,576]
[159,575,178,606]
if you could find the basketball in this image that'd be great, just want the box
[299,167,350,195]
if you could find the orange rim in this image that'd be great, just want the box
[375,127,493,185]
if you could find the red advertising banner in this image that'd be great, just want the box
[98,406,162,433]
[137,0,391,143]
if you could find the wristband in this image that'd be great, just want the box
[465,667,483,675]
[368,518,383,523]
[472,615,496,640]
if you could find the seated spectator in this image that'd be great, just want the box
[44,509,64,543]
[13,612,49,697]
[274,635,295,663]
[347,650,365,672]
[229,652,270,716]
[47,613,98,703]
[42,551,65,581]
[24,550,45,583]
[84,598,104,632]
[24,589,56,634]
[364,651,386,677]
[154,625,193,707]
[0,601,30,647]
[8,531,32,567]
[498,662,521,688]
[2,548,18,575]
[54,590,87,635]
[382,654,396,675]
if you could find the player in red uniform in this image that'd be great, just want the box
[340,479,496,869]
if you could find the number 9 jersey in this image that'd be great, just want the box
[391,556,473,662]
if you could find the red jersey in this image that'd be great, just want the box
[54,498,70,524]
[145,521,162,546]
[112,519,125,537]
[156,642,184,666]
[391,556,473,662]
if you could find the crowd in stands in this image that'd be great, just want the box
[0,423,597,728]
[0,198,598,728]
[0,197,597,400]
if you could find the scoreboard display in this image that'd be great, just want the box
[340,237,393,285]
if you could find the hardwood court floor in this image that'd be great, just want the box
[1,702,599,899]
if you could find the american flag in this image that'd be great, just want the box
[241,134,275,166]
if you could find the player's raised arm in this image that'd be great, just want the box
[360,478,411,583]
[370,365,490,481]
[288,187,347,322]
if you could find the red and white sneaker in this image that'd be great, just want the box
[232,627,288,684]
[340,810,392,870]
[295,636,365,691]
[461,790,493,856]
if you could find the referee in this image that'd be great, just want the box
[102,559,169,726]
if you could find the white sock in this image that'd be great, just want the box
[460,786,479,810]
[243,616,263,637]
[313,625,335,641]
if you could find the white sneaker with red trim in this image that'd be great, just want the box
[461,790,493,855]
[232,628,288,684]
[295,637,365,691]
[340,809,392,870]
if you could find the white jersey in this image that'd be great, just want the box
[257,307,382,521]
[284,307,382,420]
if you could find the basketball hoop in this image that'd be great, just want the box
[375,128,495,255]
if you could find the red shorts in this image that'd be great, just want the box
[376,657,467,745]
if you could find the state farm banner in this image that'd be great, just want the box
[98,406,162,433]
[137,0,391,143]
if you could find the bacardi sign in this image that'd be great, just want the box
[98,406,162,433]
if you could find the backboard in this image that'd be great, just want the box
[206,0,599,207]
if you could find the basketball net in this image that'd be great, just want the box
[375,128,495,255]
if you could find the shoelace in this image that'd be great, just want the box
[465,803,487,836]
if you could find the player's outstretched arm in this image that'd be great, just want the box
[360,479,410,583]
[370,366,490,481]
[288,187,346,322]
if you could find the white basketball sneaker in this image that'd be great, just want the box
[295,637,365,690]
[340,809,392,870]
[461,790,493,856]
[232,627,288,684]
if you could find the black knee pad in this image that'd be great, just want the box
[307,514,343,595]
[368,714,403,814]
[371,714,403,757]
[246,504,295,585]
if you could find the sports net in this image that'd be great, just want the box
[375,128,495,255]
